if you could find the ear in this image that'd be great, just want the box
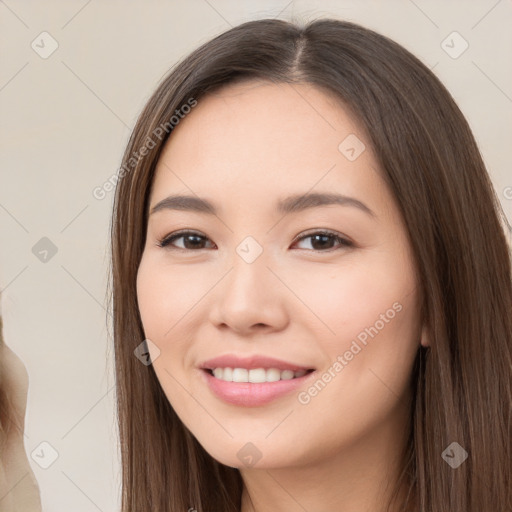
[419,324,430,348]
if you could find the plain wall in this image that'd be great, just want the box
[1,1,511,510]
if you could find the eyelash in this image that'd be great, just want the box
[156,229,353,253]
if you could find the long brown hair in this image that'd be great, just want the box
[110,18,512,511]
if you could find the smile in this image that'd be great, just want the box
[208,367,312,382]
[198,354,316,406]
[201,367,316,407]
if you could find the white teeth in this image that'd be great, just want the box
[223,367,233,381]
[248,368,266,383]
[266,368,281,382]
[210,367,309,382]
[232,368,248,382]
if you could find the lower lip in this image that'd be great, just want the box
[201,369,315,407]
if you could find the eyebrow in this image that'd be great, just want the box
[150,192,375,217]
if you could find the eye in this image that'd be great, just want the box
[291,230,353,252]
[157,229,352,252]
[157,230,215,251]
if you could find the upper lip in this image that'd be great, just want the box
[199,354,314,372]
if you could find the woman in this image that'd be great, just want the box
[110,17,512,512]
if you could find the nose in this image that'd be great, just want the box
[207,247,289,336]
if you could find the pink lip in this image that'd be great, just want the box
[199,354,314,372]
[200,368,316,407]
[198,354,316,407]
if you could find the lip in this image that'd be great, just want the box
[200,368,316,407]
[198,354,316,407]
[199,354,314,372]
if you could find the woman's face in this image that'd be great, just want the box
[136,80,422,469]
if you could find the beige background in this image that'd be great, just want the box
[1,1,511,510]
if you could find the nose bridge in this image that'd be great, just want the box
[210,233,287,332]
[226,234,271,302]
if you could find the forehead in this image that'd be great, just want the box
[151,80,384,214]
[160,79,365,161]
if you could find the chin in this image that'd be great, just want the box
[197,438,299,471]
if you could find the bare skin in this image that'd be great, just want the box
[0,340,42,512]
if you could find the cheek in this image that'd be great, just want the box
[136,256,200,420]
[136,256,208,339]
[136,260,165,338]
[294,250,420,388]
[292,263,419,455]
[299,260,415,339]
[136,254,218,408]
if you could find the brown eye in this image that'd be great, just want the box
[158,231,215,250]
[292,231,353,252]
